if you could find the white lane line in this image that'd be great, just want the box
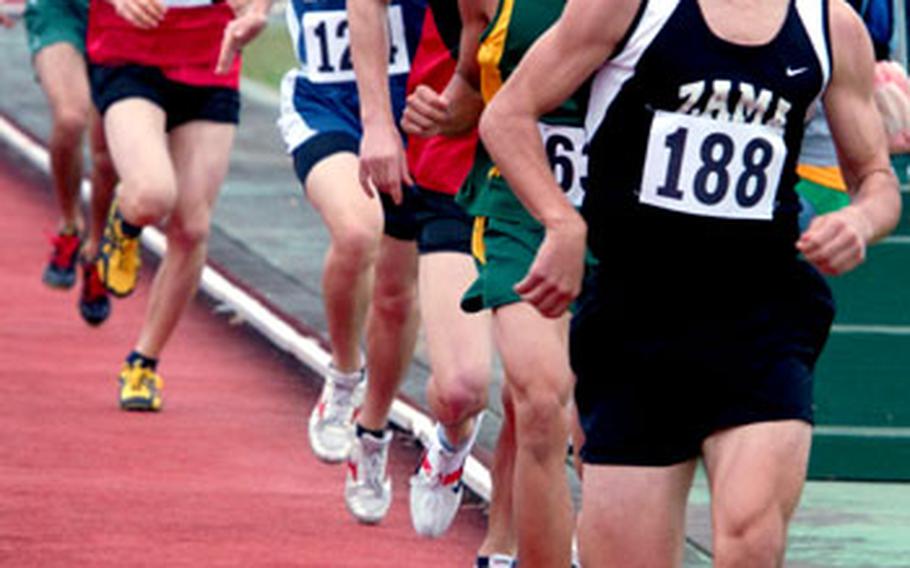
[815,425,910,439]
[0,110,492,502]
[832,324,910,335]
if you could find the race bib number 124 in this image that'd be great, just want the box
[640,111,786,220]
[301,6,410,84]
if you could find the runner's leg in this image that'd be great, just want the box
[103,98,175,227]
[493,303,574,566]
[305,152,384,373]
[84,107,117,258]
[357,234,420,430]
[33,42,90,232]
[421,252,492,442]
[132,120,235,357]
[578,461,696,568]
[477,383,517,558]
[703,420,811,568]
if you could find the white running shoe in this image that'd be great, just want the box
[345,429,393,524]
[409,419,482,537]
[307,366,365,463]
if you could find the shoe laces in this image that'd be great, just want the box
[359,437,389,495]
[322,379,358,426]
[128,365,161,391]
[116,233,141,274]
[420,449,464,488]
[48,232,81,268]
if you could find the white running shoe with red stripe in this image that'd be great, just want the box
[409,418,482,537]
[345,429,393,524]
[307,366,365,463]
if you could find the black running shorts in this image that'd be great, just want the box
[89,63,240,132]
[409,186,472,255]
[571,259,835,467]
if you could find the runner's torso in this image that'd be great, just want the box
[585,0,830,284]
[459,0,588,222]
[87,0,238,88]
[286,0,425,94]
[405,2,478,195]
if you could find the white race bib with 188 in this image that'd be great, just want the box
[301,6,409,84]
[540,123,587,208]
[640,111,786,220]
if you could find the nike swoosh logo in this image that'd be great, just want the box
[786,66,809,77]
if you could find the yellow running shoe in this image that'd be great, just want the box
[118,361,164,411]
[97,205,142,298]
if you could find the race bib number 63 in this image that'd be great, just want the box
[640,111,786,220]
[540,123,587,208]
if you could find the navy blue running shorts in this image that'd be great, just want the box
[89,64,240,132]
[409,186,472,255]
[570,259,835,467]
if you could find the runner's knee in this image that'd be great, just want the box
[119,179,177,225]
[512,384,570,456]
[714,505,787,566]
[331,224,379,271]
[428,368,489,425]
[53,106,88,144]
[167,212,211,249]
[371,279,416,327]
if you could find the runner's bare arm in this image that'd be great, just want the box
[401,76,483,138]
[400,0,487,138]
[109,0,165,29]
[348,0,411,203]
[215,0,271,74]
[798,0,901,275]
[479,0,639,317]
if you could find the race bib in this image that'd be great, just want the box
[640,111,786,220]
[301,6,409,84]
[539,123,587,207]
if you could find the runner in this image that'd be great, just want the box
[3,0,117,325]
[87,0,270,410]
[796,0,895,230]
[479,0,900,565]
[347,0,515,557]
[401,0,588,563]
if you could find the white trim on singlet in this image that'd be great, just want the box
[795,0,832,92]
[584,0,680,138]
[287,0,303,63]
[277,69,318,153]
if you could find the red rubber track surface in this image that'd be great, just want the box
[0,146,486,567]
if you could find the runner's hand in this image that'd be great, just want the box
[215,7,268,74]
[358,121,412,204]
[0,13,16,28]
[515,213,587,318]
[401,85,450,138]
[112,0,165,29]
[797,205,872,275]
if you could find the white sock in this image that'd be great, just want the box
[434,413,484,474]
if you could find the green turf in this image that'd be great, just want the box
[242,21,297,90]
